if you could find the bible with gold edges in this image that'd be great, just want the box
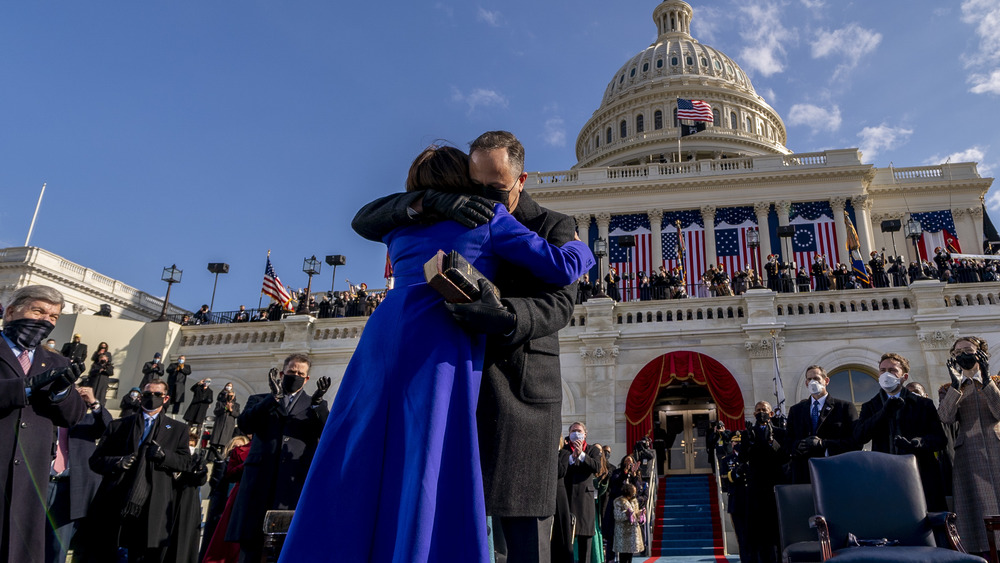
[423,250,495,303]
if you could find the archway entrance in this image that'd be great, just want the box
[625,351,746,475]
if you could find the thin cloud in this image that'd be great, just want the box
[542,117,566,148]
[857,124,913,160]
[811,23,882,81]
[433,3,454,20]
[760,87,778,104]
[737,2,796,77]
[787,103,841,133]
[800,0,825,8]
[961,0,1000,95]
[477,7,503,27]
[925,146,993,176]
[450,87,508,114]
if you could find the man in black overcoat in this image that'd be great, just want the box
[785,365,859,483]
[166,355,191,415]
[853,352,948,511]
[183,378,214,426]
[60,333,88,371]
[45,386,112,563]
[139,352,164,389]
[352,131,579,563]
[84,378,192,562]
[0,285,86,563]
[226,355,330,563]
[560,422,602,563]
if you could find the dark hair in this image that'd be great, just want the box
[621,482,637,499]
[470,130,524,175]
[405,144,470,194]
[283,353,312,373]
[952,336,988,355]
[879,352,910,374]
[144,378,168,394]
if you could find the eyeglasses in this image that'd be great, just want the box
[142,391,165,398]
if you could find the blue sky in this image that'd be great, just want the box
[2,0,998,314]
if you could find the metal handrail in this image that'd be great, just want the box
[642,465,658,557]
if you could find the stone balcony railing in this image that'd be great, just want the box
[176,280,1000,356]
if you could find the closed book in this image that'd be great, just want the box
[423,250,495,303]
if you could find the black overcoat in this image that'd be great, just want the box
[166,362,192,404]
[140,360,164,388]
[66,407,114,520]
[785,395,859,483]
[562,443,602,537]
[209,394,240,447]
[183,383,214,424]
[225,392,328,543]
[0,344,85,563]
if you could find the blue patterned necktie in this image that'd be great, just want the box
[810,400,820,433]
[140,416,154,443]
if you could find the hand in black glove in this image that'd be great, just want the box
[799,435,823,453]
[946,357,963,390]
[311,376,331,405]
[116,453,136,471]
[25,364,83,396]
[894,435,924,453]
[444,279,516,335]
[883,397,904,415]
[267,367,284,400]
[146,440,166,464]
[976,349,990,380]
[421,189,495,228]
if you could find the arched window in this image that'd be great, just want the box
[657,59,663,68]
[673,108,679,127]
[630,67,636,77]
[686,55,693,65]
[620,120,628,139]
[606,127,613,144]
[636,114,645,133]
[701,56,708,66]
[827,367,879,410]
[671,56,679,66]
[654,110,663,130]
[595,134,600,148]
[745,116,752,131]
[730,112,737,129]
[712,109,720,126]
[642,62,649,72]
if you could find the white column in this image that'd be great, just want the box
[969,206,985,253]
[852,194,874,258]
[830,197,849,265]
[776,200,791,264]
[754,202,773,263]
[701,205,717,267]
[574,214,592,247]
[648,209,664,270]
[953,207,979,253]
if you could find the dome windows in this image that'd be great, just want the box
[642,62,649,72]
[636,114,645,133]
[701,56,708,66]
[714,60,722,70]
[620,120,627,139]
[657,59,663,68]
[686,55,693,66]
[606,127,613,144]
[619,74,625,84]
[630,67,636,77]
[654,110,663,130]
[712,109,720,126]
[730,112,737,129]
[671,56,678,66]
[745,116,752,131]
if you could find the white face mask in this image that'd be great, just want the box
[879,371,901,392]
[807,380,826,396]
[569,431,585,443]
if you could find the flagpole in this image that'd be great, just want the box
[258,250,270,312]
[24,183,46,247]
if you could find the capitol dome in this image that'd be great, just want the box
[574,0,790,169]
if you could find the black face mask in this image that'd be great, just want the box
[476,185,510,209]
[2,318,55,350]
[755,412,770,424]
[282,374,305,395]
[955,353,979,370]
[142,394,165,412]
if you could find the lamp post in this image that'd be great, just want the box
[206,262,230,313]
[593,238,609,298]
[157,264,182,322]
[904,219,930,281]
[746,227,765,289]
[302,256,321,309]
[325,255,346,294]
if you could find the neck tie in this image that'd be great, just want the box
[141,417,154,444]
[18,349,31,376]
[53,427,69,474]
[811,400,820,433]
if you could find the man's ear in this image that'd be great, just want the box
[163,395,171,406]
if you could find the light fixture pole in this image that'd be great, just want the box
[207,262,230,313]
[905,219,931,281]
[157,264,183,322]
[301,256,321,312]
[593,238,609,298]
[747,227,765,289]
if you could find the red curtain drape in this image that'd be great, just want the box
[625,351,746,447]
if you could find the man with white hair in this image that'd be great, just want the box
[0,285,86,562]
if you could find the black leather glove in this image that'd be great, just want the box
[946,358,963,390]
[267,367,284,400]
[25,364,83,396]
[444,279,516,335]
[799,435,823,454]
[421,189,495,228]
[311,377,331,405]
[883,397,904,415]
[146,440,166,464]
[976,349,990,380]
[894,435,924,453]
[116,453,136,471]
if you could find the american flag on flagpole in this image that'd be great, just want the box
[911,210,963,260]
[789,202,841,288]
[661,211,707,296]
[714,206,758,275]
[262,254,294,311]
[609,214,652,301]
[677,98,713,122]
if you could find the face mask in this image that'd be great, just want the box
[282,374,305,395]
[955,353,978,371]
[879,371,901,392]
[225,386,233,391]
[141,394,165,412]
[755,411,770,424]
[153,358,160,364]
[2,318,55,350]
[807,380,826,396]
[476,185,511,209]
[569,431,585,443]
[178,359,185,364]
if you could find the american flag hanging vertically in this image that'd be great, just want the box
[661,210,706,296]
[609,213,652,301]
[714,206,757,275]
[910,210,963,260]
[262,254,294,310]
[789,201,841,288]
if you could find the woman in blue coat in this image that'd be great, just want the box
[280,145,594,563]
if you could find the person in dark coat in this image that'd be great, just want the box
[552,442,574,563]
[183,378,214,426]
[605,267,622,302]
[853,352,948,511]
[561,422,602,563]
[785,365,859,483]
[166,355,191,415]
[44,385,113,563]
[351,131,580,563]
[82,351,113,405]
[60,333,88,371]
[119,386,142,419]
[165,451,209,563]
[84,378,192,562]
[0,285,86,563]
[740,401,788,563]
[225,356,330,563]
[209,383,240,459]
[139,352,164,389]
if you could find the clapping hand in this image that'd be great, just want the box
[267,367,283,400]
[946,358,963,389]
[116,453,136,471]
[976,349,990,379]
[146,440,166,465]
[311,377,331,406]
